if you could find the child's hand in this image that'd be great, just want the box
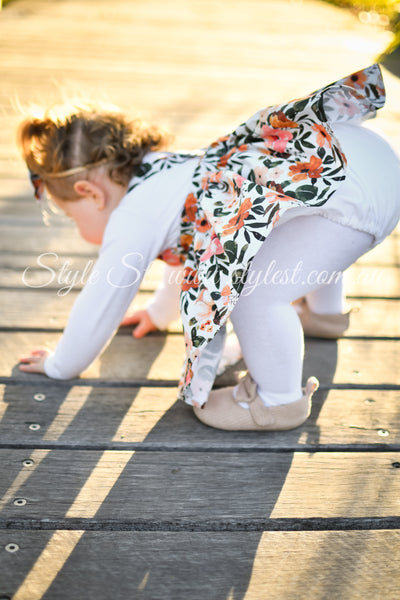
[120,309,158,338]
[19,348,50,374]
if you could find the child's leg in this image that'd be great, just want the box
[230,216,373,407]
[305,274,345,315]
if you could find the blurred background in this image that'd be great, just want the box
[0,0,399,180]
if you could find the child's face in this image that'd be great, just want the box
[50,195,110,245]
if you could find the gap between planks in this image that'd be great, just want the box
[1,516,400,532]
[1,376,400,390]
[0,442,400,453]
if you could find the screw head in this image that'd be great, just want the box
[22,459,35,467]
[28,424,41,431]
[33,393,46,402]
[5,543,19,553]
[13,498,27,507]
[377,429,389,437]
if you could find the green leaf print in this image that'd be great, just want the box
[295,185,319,202]
[224,240,237,264]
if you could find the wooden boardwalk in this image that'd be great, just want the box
[0,1,400,598]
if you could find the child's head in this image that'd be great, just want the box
[18,102,169,202]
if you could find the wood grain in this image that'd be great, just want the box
[1,530,399,600]
[0,385,399,448]
[1,449,400,521]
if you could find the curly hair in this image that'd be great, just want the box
[18,102,170,200]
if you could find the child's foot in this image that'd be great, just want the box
[193,373,319,431]
[294,298,351,339]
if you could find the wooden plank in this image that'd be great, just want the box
[1,530,399,600]
[0,225,96,255]
[344,264,400,297]
[356,236,400,267]
[0,384,399,448]
[0,291,399,337]
[2,262,400,299]
[1,449,400,520]
[0,332,399,385]
[0,224,399,264]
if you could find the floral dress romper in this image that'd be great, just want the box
[129,63,386,407]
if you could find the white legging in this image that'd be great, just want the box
[230,215,373,406]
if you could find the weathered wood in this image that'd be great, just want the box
[1,0,396,178]
[0,222,399,263]
[2,263,400,300]
[1,331,399,385]
[0,225,96,255]
[0,384,399,448]
[0,530,399,600]
[1,449,400,521]
[0,290,398,337]
[356,236,400,267]
[0,331,185,381]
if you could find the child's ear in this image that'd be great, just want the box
[73,180,106,210]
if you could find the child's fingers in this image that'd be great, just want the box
[132,321,152,338]
[19,349,48,362]
[132,313,157,339]
[120,311,142,326]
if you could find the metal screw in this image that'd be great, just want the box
[13,498,27,507]
[364,398,375,404]
[33,393,46,402]
[22,459,35,467]
[29,424,41,431]
[5,543,19,553]
[377,429,389,437]
[392,462,400,469]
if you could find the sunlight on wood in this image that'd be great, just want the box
[270,452,400,518]
[65,451,133,517]
[12,531,84,600]
[0,449,50,510]
[42,386,92,441]
[112,388,177,442]
[145,335,185,380]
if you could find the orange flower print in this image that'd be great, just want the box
[159,248,183,266]
[312,124,332,148]
[179,233,193,252]
[344,70,367,90]
[217,144,248,168]
[200,232,224,262]
[183,193,197,222]
[210,135,230,148]
[289,155,323,182]
[202,170,223,190]
[222,197,253,236]
[269,111,299,129]
[185,365,194,386]
[200,319,213,332]
[195,217,211,233]
[260,125,293,153]
[221,284,231,306]
[181,266,200,291]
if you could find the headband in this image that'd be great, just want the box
[28,158,110,201]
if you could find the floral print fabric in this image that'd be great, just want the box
[140,64,386,406]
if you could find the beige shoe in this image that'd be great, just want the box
[193,373,319,431]
[294,298,351,339]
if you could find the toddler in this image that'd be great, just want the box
[19,64,400,431]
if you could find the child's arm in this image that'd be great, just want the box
[19,221,162,378]
[122,264,183,337]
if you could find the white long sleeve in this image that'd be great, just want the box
[146,264,183,329]
[44,154,198,379]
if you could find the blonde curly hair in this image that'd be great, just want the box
[18,102,170,200]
